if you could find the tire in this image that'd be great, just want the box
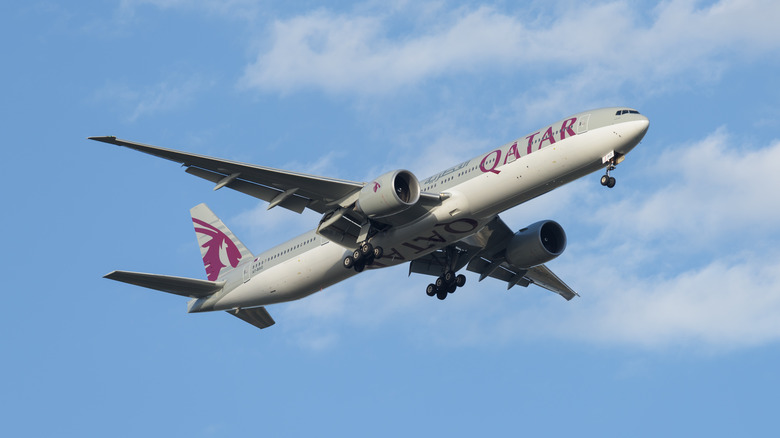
[343,256,354,269]
[426,284,437,297]
[444,271,455,284]
[456,274,466,287]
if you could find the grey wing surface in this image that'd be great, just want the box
[89,136,363,214]
[410,216,578,300]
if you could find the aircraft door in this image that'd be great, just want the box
[576,114,591,134]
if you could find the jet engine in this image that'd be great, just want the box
[505,220,567,268]
[356,170,421,218]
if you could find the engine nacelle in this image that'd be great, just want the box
[356,170,421,218]
[505,220,567,268]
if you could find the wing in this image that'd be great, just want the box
[89,136,363,214]
[409,216,578,300]
[91,136,443,247]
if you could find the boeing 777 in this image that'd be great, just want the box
[90,107,649,330]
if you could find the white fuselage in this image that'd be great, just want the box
[188,108,649,313]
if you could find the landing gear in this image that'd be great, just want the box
[600,162,617,188]
[600,173,616,188]
[343,241,384,273]
[425,271,467,300]
[600,151,625,188]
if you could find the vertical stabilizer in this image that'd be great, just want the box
[190,203,253,281]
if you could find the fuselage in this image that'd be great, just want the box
[188,107,649,313]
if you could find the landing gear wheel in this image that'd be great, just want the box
[436,288,448,300]
[426,284,437,297]
[456,274,466,287]
[343,256,354,269]
[606,177,616,188]
[444,271,455,285]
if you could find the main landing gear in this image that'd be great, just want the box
[343,242,384,273]
[426,271,466,300]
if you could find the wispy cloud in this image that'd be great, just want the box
[117,0,265,21]
[240,0,780,106]
[93,75,210,122]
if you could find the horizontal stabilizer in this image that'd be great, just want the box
[228,307,276,329]
[104,270,224,298]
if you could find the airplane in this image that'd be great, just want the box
[90,107,649,330]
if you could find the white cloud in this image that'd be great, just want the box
[240,0,780,103]
[591,130,780,250]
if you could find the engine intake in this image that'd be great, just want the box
[356,170,421,218]
[505,220,567,268]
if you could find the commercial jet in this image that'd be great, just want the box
[90,107,649,330]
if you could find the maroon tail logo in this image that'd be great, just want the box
[192,218,242,280]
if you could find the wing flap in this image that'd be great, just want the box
[105,270,224,298]
[185,167,311,214]
[228,307,276,329]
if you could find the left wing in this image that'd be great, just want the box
[409,216,578,300]
[89,136,363,214]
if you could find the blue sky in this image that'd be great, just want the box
[3,0,780,436]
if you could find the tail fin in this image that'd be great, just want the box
[190,203,253,281]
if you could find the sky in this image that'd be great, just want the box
[3,0,780,436]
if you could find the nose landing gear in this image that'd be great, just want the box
[600,151,621,188]
[600,165,616,188]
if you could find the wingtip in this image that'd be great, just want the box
[88,136,118,144]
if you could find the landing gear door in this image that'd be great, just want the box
[576,114,591,134]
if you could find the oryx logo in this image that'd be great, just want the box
[373,182,381,192]
[192,218,242,281]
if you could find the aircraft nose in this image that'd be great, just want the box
[616,115,649,154]
[627,116,650,142]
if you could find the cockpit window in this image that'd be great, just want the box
[616,109,641,115]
